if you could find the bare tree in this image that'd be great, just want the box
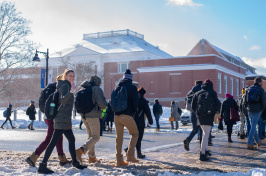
[0,1,36,94]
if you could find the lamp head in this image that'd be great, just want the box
[32,52,40,62]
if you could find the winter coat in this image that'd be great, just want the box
[114,79,138,117]
[6,107,12,118]
[191,82,220,126]
[244,83,265,113]
[134,96,153,128]
[171,104,182,121]
[54,80,74,130]
[26,105,36,120]
[105,103,114,122]
[153,103,163,117]
[186,84,202,104]
[220,97,238,125]
[79,81,106,119]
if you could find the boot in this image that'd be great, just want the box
[199,152,209,161]
[25,152,39,167]
[228,138,233,143]
[12,126,16,129]
[76,147,86,164]
[115,160,129,167]
[257,140,261,147]
[137,151,145,159]
[58,153,72,166]
[30,126,35,130]
[38,163,54,174]
[239,134,245,139]
[0,126,4,129]
[126,156,139,163]
[28,124,31,130]
[183,139,189,151]
[89,157,97,163]
[73,161,87,170]
[110,127,112,133]
[205,150,212,156]
[247,144,257,150]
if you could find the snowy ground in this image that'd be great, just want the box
[0,107,265,176]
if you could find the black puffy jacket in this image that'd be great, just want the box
[134,96,153,128]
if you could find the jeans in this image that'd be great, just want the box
[246,116,251,136]
[258,118,265,138]
[154,115,160,129]
[186,112,200,142]
[247,111,261,145]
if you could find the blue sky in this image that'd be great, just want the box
[8,0,266,75]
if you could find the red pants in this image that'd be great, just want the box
[35,119,64,156]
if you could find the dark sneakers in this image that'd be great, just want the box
[73,162,87,170]
[205,150,212,156]
[38,163,54,174]
[199,152,209,161]
[137,152,146,159]
[228,138,233,143]
[183,140,189,151]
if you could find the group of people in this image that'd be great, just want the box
[184,77,265,161]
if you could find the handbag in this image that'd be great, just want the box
[218,120,223,130]
[169,117,175,122]
[230,99,240,121]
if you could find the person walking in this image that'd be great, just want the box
[25,82,71,167]
[26,101,36,130]
[244,77,265,150]
[1,104,15,129]
[191,79,220,161]
[153,99,163,131]
[220,93,239,143]
[170,101,182,130]
[112,69,139,166]
[183,80,202,151]
[237,88,249,139]
[76,75,106,164]
[105,100,114,132]
[100,107,107,136]
[38,69,86,174]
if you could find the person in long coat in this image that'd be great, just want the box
[170,101,182,130]
[26,101,36,130]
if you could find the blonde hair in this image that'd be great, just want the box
[56,69,74,81]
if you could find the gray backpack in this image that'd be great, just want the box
[111,85,128,112]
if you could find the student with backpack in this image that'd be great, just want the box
[112,69,139,166]
[26,101,37,130]
[38,69,86,174]
[1,104,15,129]
[220,93,239,143]
[25,81,70,168]
[244,77,265,150]
[76,75,106,164]
[153,99,163,131]
[191,79,220,161]
[183,81,202,151]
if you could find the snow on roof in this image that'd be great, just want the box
[245,74,265,78]
[51,30,173,58]
[211,44,244,63]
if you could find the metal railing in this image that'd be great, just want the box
[83,29,144,40]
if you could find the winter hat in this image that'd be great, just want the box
[138,87,146,95]
[225,93,233,99]
[31,100,35,104]
[8,103,12,107]
[154,99,159,103]
[204,79,213,86]
[242,88,245,94]
[123,69,133,80]
[89,75,101,86]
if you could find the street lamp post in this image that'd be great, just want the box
[32,49,49,86]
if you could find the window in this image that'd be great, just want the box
[118,63,130,73]
[242,80,245,89]
[224,76,227,94]
[231,77,233,95]
[170,75,181,93]
[218,74,221,93]
[236,79,239,96]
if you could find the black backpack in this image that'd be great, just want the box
[197,91,217,116]
[111,85,128,112]
[39,85,56,113]
[75,86,95,115]
[247,86,260,104]
[44,85,63,120]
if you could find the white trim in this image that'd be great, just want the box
[218,73,222,93]
[170,92,181,94]
[110,73,123,75]
[230,77,234,95]
[137,64,246,79]
[224,76,227,94]
[149,93,155,95]
[169,73,182,76]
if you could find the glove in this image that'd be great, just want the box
[218,118,223,121]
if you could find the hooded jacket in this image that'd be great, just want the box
[191,82,220,126]
[134,95,153,128]
[244,83,265,113]
[54,80,74,130]
[220,94,238,123]
[79,81,106,118]
[186,84,202,104]
[114,79,138,117]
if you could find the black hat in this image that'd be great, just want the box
[138,87,146,95]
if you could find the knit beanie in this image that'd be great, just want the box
[123,69,133,80]
[204,79,213,86]
[8,103,12,107]
[89,75,101,86]
[138,87,146,95]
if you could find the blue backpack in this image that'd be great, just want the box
[111,85,128,112]
[3,110,7,118]
[247,86,260,104]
